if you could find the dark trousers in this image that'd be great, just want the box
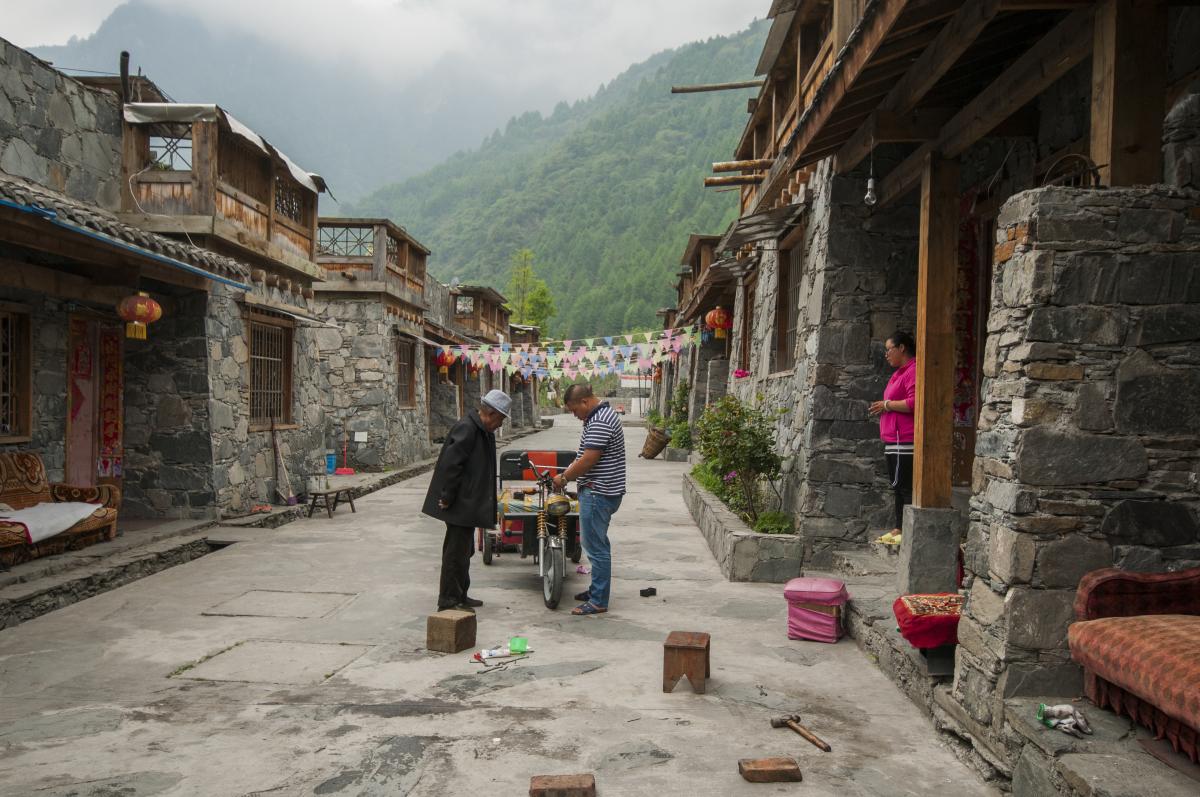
[438,524,474,609]
[886,452,914,530]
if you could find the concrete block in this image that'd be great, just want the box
[897,506,961,595]
[529,774,595,797]
[426,609,476,653]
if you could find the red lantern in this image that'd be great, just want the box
[435,350,457,376]
[705,306,732,339]
[116,291,162,340]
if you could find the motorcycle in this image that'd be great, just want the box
[479,450,581,609]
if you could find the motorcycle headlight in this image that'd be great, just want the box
[546,495,571,518]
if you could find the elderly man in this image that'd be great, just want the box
[553,383,626,616]
[423,389,511,612]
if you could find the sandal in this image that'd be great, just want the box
[571,602,607,616]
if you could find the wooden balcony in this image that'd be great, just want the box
[118,104,327,281]
[314,218,428,311]
[453,286,510,343]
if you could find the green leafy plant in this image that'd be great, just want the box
[667,380,692,450]
[693,395,784,524]
[645,409,664,430]
[752,510,794,535]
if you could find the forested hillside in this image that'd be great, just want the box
[352,20,768,338]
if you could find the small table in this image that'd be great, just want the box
[307,488,356,518]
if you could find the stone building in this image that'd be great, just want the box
[669,1,1200,789]
[0,37,332,522]
[313,218,434,470]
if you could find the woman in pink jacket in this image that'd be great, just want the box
[869,331,916,542]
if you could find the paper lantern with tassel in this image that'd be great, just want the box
[705,306,732,339]
[117,292,162,340]
[435,349,457,377]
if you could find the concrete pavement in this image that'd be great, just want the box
[0,420,998,796]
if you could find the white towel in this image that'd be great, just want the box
[0,502,102,544]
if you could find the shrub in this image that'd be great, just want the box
[667,381,692,450]
[645,409,664,430]
[752,510,794,535]
[693,395,783,524]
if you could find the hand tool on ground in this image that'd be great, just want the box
[770,714,832,752]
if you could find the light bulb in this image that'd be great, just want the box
[863,177,877,207]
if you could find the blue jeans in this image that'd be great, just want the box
[578,487,622,608]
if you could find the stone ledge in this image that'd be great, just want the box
[0,533,213,630]
[681,473,802,582]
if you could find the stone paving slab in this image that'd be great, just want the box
[0,421,999,796]
[174,639,372,686]
[202,589,358,619]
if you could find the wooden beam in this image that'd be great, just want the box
[835,108,957,171]
[836,1,1002,174]
[0,257,128,306]
[704,174,765,187]
[372,223,387,280]
[191,120,218,215]
[879,8,1095,205]
[831,0,858,52]
[1090,0,1167,186]
[913,152,958,509]
[713,159,777,173]
[671,80,765,94]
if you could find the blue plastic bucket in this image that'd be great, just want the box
[325,454,337,474]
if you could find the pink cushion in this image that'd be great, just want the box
[784,577,848,605]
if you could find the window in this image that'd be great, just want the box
[739,277,757,372]
[397,337,416,408]
[148,123,192,171]
[248,313,294,427]
[455,295,474,317]
[773,246,802,372]
[274,175,306,224]
[317,225,373,257]
[0,309,31,441]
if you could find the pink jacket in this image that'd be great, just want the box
[880,358,916,444]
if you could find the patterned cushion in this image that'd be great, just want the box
[1069,614,1200,731]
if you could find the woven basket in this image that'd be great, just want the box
[641,427,670,459]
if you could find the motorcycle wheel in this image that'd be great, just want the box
[543,542,565,609]
[482,532,493,565]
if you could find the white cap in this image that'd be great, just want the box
[481,389,512,418]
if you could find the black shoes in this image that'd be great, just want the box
[574,591,591,602]
[437,596,482,612]
[461,596,484,608]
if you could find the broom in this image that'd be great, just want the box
[271,418,297,505]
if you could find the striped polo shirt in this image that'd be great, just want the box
[577,401,626,496]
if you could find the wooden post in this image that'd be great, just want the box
[372,224,387,280]
[913,152,958,509]
[832,0,858,52]
[1090,0,1167,187]
[191,121,219,215]
[119,123,148,213]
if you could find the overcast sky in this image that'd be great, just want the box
[7,0,761,99]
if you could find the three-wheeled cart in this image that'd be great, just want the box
[478,449,581,608]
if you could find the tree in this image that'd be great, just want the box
[505,248,557,331]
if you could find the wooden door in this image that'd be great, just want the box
[65,316,123,489]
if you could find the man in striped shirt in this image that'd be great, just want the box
[553,383,626,616]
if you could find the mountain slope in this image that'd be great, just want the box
[351,21,768,338]
[29,1,620,201]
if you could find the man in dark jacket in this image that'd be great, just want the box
[422,389,511,611]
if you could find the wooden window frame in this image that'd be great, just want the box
[0,305,33,443]
[247,311,295,431]
[396,336,417,409]
[773,246,803,374]
[739,276,757,373]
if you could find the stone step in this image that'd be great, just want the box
[832,548,898,578]
[0,531,216,630]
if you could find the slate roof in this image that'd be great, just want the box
[0,173,250,282]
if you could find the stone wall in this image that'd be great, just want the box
[311,296,433,471]
[0,37,121,208]
[731,158,919,566]
[685,337,725,423]
[0,287,69,480]
[206,283,327,514]
[122,286,215,519]
[952,184,1200,741]
[429,372,461,443]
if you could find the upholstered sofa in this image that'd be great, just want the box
[1068,566,1200,763]
[0,452,120,568]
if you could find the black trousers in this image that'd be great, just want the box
[438,524,474,609]
[886,452,914,530]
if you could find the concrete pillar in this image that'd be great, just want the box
[705,357,730,408]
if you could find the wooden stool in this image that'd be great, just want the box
[663,630,711,694]
[307,488,356,518]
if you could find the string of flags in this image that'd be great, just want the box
[434,325,706,380]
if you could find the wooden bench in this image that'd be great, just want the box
[306,488,355,519]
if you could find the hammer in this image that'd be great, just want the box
[770,714,832,752]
